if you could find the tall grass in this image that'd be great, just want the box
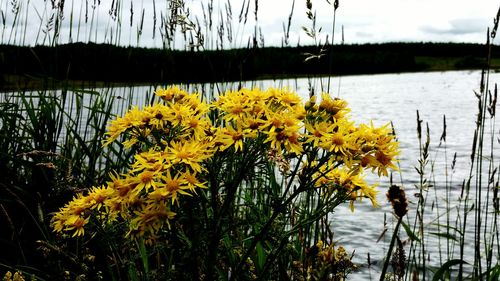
[377,8,500,280]
[0,88,149,277]
[0,0,266,50]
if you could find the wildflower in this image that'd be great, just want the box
[183,170,207,191]
[181,92,210,115]
[129,204,176,238]
[162,170,191,204]
[264,126,303,155]
[372,145,399,177]
[270,87,303,108]
[66,216,90,237]
[216,90,251,124]
[314,166,379,210]
[131,149,168,173]
[3,271,25,281]
[246,87,270,104]
[318,92,350,119]
[304,95,317,111]
[322,120,356,156]
[304,120,334,147]
[52,86,399,246]
[215,126,246,152]
[88,185,114,211]
[104,106,145,145]
[132,170,161,193]
[169,103,195,127]
[147,103,172,129]
[166,140,211,173]
[241,115,266,137]
[155,86,189,102]
[182,115,211,140]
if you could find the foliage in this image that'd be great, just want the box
[0,90,137,279]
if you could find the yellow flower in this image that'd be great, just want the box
[268,87,302,108]
[131,149,168,173]
[166,140,211,173]
[129,204,176,238]
[313,166,379,210]
[318,92,350,120]
[183,170,207,192]
[372,148,399,177]
[180,92,210,115]
[182,115,211,140]
[168,103,195,127]
[216,90,251,124]
[88,185,114,211]
[104,106,145,145]
[215,126,245,152]
[161,170,191,204]
[241,115,266,138]
[146,103,172,130]
[304,95,317,111]
[53,86,400,240]
[321,120,356,156]
[155,86,189,102]
[305,120,335,147]
[246,87,270,104]
[264,126,303,155]
[132,170,161,193]
[66,215,90,237]
[3,271,25,281]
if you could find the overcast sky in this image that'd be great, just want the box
[2,0,499,48]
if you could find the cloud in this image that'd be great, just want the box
[355,31,374,39]
[420,18,489,36]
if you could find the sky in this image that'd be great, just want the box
[2,0,500,48]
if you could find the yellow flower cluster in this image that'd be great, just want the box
[304,92,399,208]
[53,87,214,239]
[2,271,25,281]
[51,86,398,239]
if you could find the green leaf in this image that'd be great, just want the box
[432,223,464,236]
[432,259,468,281]
[401,220,420,242]
[487,264,500,281]
[429,232,458,242]
[256,242,266,272]
[223,235,236,265]
[136,238,150,275]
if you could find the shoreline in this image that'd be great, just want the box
[2,67,498,93]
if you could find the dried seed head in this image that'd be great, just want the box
[386,185,408,218]
[391,236,406,278]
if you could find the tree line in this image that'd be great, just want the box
[1,42,498,88]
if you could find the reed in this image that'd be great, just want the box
[376,8,500,281]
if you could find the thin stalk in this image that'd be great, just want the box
[326,0,338,94]
[380,216,402,281]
